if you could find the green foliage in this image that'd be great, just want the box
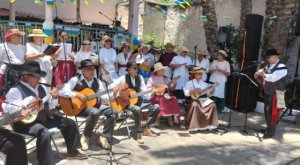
[223,24,243,62]
[143,34,164,48]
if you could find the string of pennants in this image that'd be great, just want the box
[9,0,105,7]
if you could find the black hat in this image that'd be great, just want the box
[126,61,137,71]
[79,59,96,69]
[22,61,46,77]
[265,49,280,57]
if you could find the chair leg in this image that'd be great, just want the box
[51,136,63,159]
[125,118,131,138]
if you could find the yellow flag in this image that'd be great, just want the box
[99,0,104,4]
[9,0,15,3]
[84,0,88,6]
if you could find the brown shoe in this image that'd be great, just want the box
[167,116,174,126]
[98,136,111,150]
[137,133,144,144]
[67,150,88,160]
[142,128,157,137]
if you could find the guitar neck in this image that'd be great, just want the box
[130,90,152,99]
[87,88,113,100]
[0,111,21,127]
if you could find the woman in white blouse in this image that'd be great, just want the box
[25,29,60,85]
[99,35,118,83]
[193,48,210,81]
[169,46,193,100]
[117,43,135,76]
[209,50,230,112]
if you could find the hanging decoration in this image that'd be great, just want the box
[269,16,277,26]
[180,14,187,20]
[84,0,88,6]
[9,0,15,3]
[8,22,15,29]
[46,0,54,9]
[35,0,44,5]
[99,0,105,4]
[174,0,191,9]
[70,0,77,6]
[200,15,208,22]
[25,23,33,33]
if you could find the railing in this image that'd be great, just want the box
[0,20,131,52]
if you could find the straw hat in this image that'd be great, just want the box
[153,62,167,72]
[179,46,189,53]
[164,42,175,48]
[5,29,25,39]
[216,50,228,57]
[28,29,47,37]
[138,44,150,51]
[197,48,208,56]
[102,35,111,42]
[190,67,205,74]
[82,40,91,45]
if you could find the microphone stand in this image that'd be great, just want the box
[89,80,132,165]
[194,45,197,66]
[98,11,116,26]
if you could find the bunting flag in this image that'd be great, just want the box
[9,0,15,3]
[46,0,54,9]
[35,0,44,5]
[269,16,277,26]
[84,0,88,6]
[200,15,208,22]
[180,14,187,20]
[25,23,33,33]
[99,0,104,4]
[8,22,15,29]
[70,0,77,6]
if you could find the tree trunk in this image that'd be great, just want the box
[240,0,252,31]
[263,0,299,82]
[200,0,219,56]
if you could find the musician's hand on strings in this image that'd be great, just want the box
[21,108,31,118]
[76,93,87,102]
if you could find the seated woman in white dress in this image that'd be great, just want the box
[183,67,219,132]
[147,62,181,127]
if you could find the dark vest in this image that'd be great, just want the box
[15,83,50,123]
[264,61,287,95]
[125,74,143,106]
[73,76,99,92]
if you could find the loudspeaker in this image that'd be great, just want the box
[295,0,300,36]
[241,14,264,79]
[226,73,259,112]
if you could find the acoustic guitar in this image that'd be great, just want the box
[154,75,181,96]
[191,82,219,100]
[1,95,49,125]
[59,88,113,116]
[109,88,152,112]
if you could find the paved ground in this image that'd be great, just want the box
[22,109,300,165]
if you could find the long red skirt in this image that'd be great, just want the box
[53,60,76,86]
[150,95,181,117]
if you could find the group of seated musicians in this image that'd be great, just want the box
[0,59,224,165]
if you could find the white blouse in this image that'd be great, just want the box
[99,47,117,73]
[170,55,193,90]
[183,79,210,97]
[0,43,26,74]
[194,58,210,81]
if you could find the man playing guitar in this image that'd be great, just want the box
[254,49,288,139]
[58,59,117,150]
[109,61,160,144]
[3,61,87,165]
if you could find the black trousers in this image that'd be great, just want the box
[125,103,159,133]
[12,115,81,165]
[263,94,277,134]
[79,105,118,138]
[0,129,28,165]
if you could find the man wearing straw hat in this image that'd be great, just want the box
[0,29,26,95]
[169,46,193,100]
[26,29,60,86]
[194,48,210,81]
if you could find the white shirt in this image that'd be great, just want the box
[264,61,287,82]
[0,43,26,74]
[2,81,49,114]
[74,51,98,64]
[26,42,53,84]
[209,60,230,83]
[99,47,117,73]
[136,53,155,64]
[117,52,133,76]
[170,55,193,90]
[183,79,211,97]
[57,43,73,61]
[109,74,150,99]
[194,58,210,81]
[58,75,110,101]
